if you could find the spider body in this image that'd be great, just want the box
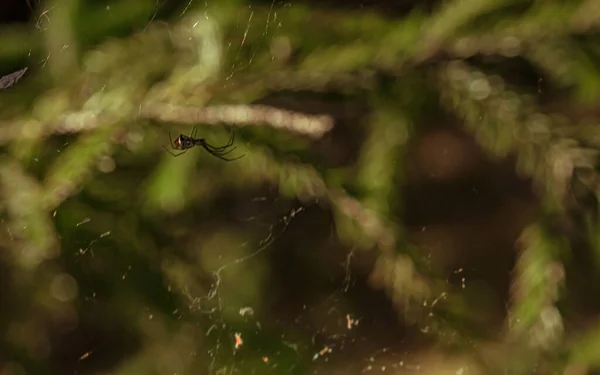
[172,134,197,151]
[164,127,244,162]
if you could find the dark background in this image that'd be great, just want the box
[1,0,600,374]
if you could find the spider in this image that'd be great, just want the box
[163,127,244,161]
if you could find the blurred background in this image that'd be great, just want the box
[1,0,600,374]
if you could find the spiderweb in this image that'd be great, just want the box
[0,1,450,374]
[135,3,387,372]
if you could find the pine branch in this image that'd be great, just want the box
[436,61,597,212]
[140,103,334,139]
[0,159,59,268]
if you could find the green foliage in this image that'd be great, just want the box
[1,0,600,374]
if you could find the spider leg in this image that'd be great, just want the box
[221,146,237,156]
[166,132,186,155]
[210,146,237,156]
[205,131,235,151]
[162,145,187,157]
[203,142,230,152]
[224,130,235,147]
[210,151,245,162]
[201,137,235,152]
[225,130,235,147]
[168,132,177,149]
[190,126,198,139]
[202,144,244,162]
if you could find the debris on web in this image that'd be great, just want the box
[0,67,28,90]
